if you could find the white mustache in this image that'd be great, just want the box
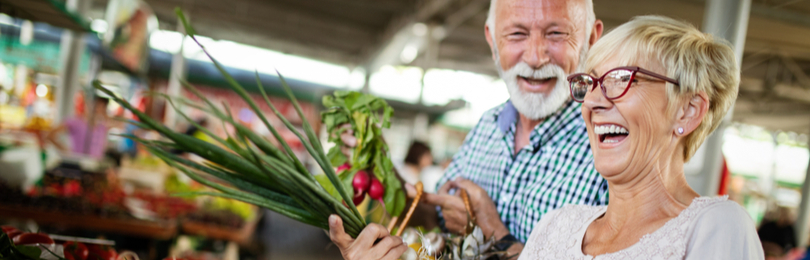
[507,62,567,81]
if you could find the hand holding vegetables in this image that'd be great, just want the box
[328,215,407,260]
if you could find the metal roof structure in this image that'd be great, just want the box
[82,0,810,134]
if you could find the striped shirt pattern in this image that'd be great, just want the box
[437,100,609,243]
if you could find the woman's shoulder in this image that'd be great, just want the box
[682,196,764,260]
[688,196,754,226]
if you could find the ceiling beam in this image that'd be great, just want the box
[361,0,456,71]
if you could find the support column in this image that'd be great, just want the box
[54,0,90,123]
[685,0,751,196]
[796,129,810,247]
[163,13,189,130]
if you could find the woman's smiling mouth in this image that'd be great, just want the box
[594,124,629,144]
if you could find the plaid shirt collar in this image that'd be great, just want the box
[495,99,583,153]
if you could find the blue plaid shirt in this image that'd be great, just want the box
[437,100,609,243]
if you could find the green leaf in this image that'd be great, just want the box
[340,170,358,197]
[327,147,348,167]
[382,106,393,128]
[383,175,406,217]
[315,174,341,200]
[350,94,377,110]
[16,245,40,259]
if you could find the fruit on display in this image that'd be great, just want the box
[87,244,117,260]
[12,233,55,245]
[64,241,89,260]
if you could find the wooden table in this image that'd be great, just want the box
[0,204,177,239]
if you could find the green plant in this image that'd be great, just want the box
[95,7,368,237]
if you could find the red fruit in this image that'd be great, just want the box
[1,226,16,233]
[87,244,117,260]
[352,171,371,196]
[5,230,22,239]
[13,233,55,245]
[336,163,351,173]
[368,178,384,201]
[352,191,366,205]
[64,241,89,260]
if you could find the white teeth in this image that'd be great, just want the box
[593,124,629,135]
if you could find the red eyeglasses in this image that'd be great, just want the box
[567,66,680,103]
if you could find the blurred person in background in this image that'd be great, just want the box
[48,96,111,159]
[397,141,433,185]
[760,206,798,260]
[329,0,607,258]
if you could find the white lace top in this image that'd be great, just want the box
[519,196,764,260]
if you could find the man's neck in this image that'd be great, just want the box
[514,113,544,155]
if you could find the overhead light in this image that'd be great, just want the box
[400,44,419,64]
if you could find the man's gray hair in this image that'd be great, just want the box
[485,0,596,43]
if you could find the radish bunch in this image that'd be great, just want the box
[350,170,385,205]
[322,92,407,218]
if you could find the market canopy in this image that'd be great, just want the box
[0,0,91,32]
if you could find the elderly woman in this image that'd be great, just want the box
[519,15,763,259]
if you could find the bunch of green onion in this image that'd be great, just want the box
[95,8,366,237]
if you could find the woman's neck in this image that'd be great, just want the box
[601,154,699,230]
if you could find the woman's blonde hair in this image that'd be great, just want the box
[584,15,739,161]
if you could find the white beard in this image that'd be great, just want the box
[494,44,589,120]
[498,62,571,120]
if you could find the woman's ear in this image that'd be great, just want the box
[676,92,709,136]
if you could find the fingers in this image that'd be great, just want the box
[354,223,390,250]
[370,236,406,259]
[437,181,454,195]
[381,243,408,260]
[404,183,417,198]
[328,215,353,250]
[339,128,357,147]
[421,192,456,208]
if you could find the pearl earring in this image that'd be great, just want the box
[677,127,684,134]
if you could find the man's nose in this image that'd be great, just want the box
[522,34,549,68]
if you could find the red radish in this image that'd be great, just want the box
[352,170,371,195]
[368,178,384,202]
[352,191,366,205]
[337,163,351,173]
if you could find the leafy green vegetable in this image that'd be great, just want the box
[321,91,403,217]
[93,7,368,238]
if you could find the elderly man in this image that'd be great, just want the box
[327,0,606,259]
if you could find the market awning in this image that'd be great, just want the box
[0,0,91,32]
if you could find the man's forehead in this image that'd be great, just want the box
[496,0,586,21]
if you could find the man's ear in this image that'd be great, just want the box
[590,20,604,47]
[677,92,709,136]
[485,25,497,61]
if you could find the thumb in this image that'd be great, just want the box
[328,215,353,249]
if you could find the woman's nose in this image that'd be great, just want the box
[582,84,613,112]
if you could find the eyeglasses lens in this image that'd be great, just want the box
[603,69,634,99]
[570,75,593,101]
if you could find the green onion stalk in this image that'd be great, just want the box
[95,8,367,237]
